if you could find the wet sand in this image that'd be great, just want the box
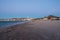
[0,20,60,40]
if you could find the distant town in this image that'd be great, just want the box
[0,15,60,21]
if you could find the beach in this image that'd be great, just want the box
[0,20,60,40]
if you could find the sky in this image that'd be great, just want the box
[0,0,60,18]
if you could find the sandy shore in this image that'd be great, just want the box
[0,20,60,40]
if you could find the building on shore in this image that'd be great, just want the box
[0,15,60,21]
[47,15,59,20]
[31,15,60,21]
[0,18,33,21]
[40,15,60,20]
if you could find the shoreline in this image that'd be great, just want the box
[0,21,29,30]
[0,20,60,40]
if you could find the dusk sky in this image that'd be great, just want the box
[0,0,60,18]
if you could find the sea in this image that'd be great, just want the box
[0,21,26,29]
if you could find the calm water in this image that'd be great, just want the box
[0,21,25,28]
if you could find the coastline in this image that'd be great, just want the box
[0,21,28,29]
[0,20,60,40]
